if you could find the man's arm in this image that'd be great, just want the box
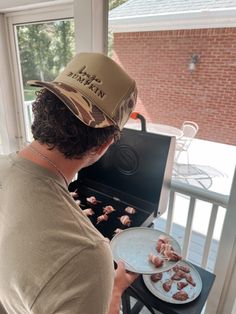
[108,261,139,314]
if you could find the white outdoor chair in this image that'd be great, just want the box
[175,121,199,163]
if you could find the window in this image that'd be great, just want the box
[6,3,74,144]
[16,19,75,141]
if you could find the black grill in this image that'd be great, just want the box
[69,116,176,239]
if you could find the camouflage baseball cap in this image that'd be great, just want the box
[27,52,137,130]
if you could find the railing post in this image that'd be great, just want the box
[182,197,196,258]
[201,204,219,268]
[165,190,175,234]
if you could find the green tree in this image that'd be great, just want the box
[17,23,54,85]
[17,19,75,90]
[53,20,75,75]
[109,0,128,10]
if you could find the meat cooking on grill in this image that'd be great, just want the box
[70,191,78,198]
[96,214,109,225]
[119,215,131,227]
[103,205,116,214]
[86,196,101,205]
[83,208,95,216]
[124,206,136,214]
[113,228,123,235]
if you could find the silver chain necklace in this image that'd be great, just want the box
[27,145,68,187]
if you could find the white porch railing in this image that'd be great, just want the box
[165,180,229,268]
[154,179,231,314]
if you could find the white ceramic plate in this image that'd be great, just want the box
[110,227,181,274]
[143,260,202,304]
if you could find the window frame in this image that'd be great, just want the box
[6,3,74,146]
[4,0,108,149]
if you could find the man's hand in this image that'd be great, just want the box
[108,261,139,314]
[113,261,139,295]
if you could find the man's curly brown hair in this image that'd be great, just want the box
[31,89,120,159]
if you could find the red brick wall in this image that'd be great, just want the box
[112,28,236,145]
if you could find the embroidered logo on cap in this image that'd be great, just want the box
[67,65,106,99]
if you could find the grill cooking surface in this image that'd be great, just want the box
[73,186,152,239]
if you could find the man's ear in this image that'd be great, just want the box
[96,137,114,157]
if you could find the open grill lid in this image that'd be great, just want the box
[76,115,175,217]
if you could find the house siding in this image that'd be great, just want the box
[113,28,236,145]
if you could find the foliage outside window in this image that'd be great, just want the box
[17,19,75,101]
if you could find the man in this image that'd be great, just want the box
[0,53,138,313]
